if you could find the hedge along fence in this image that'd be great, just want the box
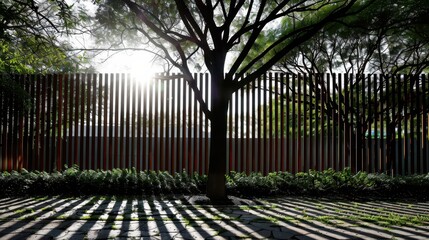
[1,73,429,175]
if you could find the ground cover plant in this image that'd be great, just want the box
[0,166,428,199]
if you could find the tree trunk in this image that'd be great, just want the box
[206,81,230,201]
[206,97,229,201]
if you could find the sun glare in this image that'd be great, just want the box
[130,65,156,86]
[97,51,160,85]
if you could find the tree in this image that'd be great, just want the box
[259,0,429,173]
[0,0,86,73]
[95,0,367,201]
[274,0,429,75]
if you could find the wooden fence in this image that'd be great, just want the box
[1,73,428,175]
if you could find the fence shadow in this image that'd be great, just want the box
[0,196,428,239]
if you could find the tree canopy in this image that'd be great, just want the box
[0,0,85,73]
[268,0,429,75]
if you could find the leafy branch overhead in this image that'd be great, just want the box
[96,0,364,101]
[270,0,429,75]
[0,0,84,73]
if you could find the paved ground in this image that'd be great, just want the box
[0,195,428,239]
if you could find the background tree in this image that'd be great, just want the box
[95,0,368,201]
[259,0,429,173]
[0,0,86,73]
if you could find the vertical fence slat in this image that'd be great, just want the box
[187,78,192,173]
[268,73,273,173]
[198,73,204,174]
[403,75,409,174]
[176,77,181,172]
[297,73,302,172]
[263,73,268,174]
[165,75,171,173]
[142,76,148,170]
[374,74,379,172]
[0,74,3,171]
[280,74,285,172]
[108,74,114,170]
[154,77,159,170]
[181,77,187,172]
[321,74,326,171]
[292,74,296,173]
[307,74,312,171]
[125,74,131,168]
[9,75,16,171]
[73,74,79,166]
[101,73,107,170]
[326,74,331,169]
[67,73,73,167]
[410,76,415,174]
[120,74,125,169]
[46,74,54,171]
[136,77,142,171]
[274,73,279,173]
[384,74,390,174]
[16,75,24,170]
[363,74,368,172]
[91,74,97,169]
[355,74,362,172]
[3,74,8,170]
[316,73,325,171]
[193,74,199,174]
[286,73,291,172]
[407,74,412,174]
[170,75,176,173]
[130,77,135,169]
[114,74,119,168]
[416,75,421,174]
[22,75,30,170]
[380,74,385,173]
[28,75,36,170]
[0,75,4,171]
[79,74,86,168]
[228,83,233,173]
[423,74,428,173]
[160,77,165,171]
[56,74,63,171]
[344,74,350,170]
[337,73,343,171]
[100,73,109,170]
[394,75,400,175]
[39,75,47,171]
[257,75,262,173]
[62,74,69,167]
[97,73,102,169]
[204,73,209,173]
[6,75,12,171]
[251,76,256,172]
[84,74,91,169]
[303,73,308,172]
[368,74,374,172]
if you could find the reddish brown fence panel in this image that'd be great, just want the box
[1,73,429,175]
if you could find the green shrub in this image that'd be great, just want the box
[0,167,428,199]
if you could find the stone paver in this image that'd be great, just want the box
[0,196,428,239]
